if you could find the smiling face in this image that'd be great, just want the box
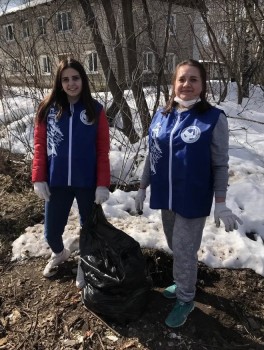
[61,67,83,103]
[174,64,203,101]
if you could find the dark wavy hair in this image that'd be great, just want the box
[163,59,212,115]
[36,58,97,123]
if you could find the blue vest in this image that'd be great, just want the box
[149,106,221,218]
[47,100,102,188]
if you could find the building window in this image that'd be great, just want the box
[6,59,20,75]
[165,53,175,73]
[37,17,46,35]
[39,55,51,75]
[57,11,72,32]
[3,24,14,41]
[143,52,155,72]
[85,52,98,73]
[22,20,30,38]
[11,59,20,75]
[169,14,176,35]
[24,57,34,75]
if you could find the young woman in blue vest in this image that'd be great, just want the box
[135,59,242,328]
[32,58,110,278]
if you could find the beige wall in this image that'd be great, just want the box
[0,0,197,90]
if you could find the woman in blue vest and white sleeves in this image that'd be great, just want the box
[135,59,242,328]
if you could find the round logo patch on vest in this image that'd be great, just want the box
[80,110,93,125]
[181,126,201,143]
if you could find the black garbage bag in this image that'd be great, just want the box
[80,204,152,324]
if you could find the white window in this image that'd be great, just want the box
[57,12,72,32]
[165,53,175,73]
[169,14,176,35]
[143,52,155,72]
[3,24,14,41]
[84,52,98,73]
[39,55,51,75]
[37,17,46,35]
[22,20,30,38]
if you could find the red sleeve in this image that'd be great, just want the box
[96,109,110,187]
[32,121,48,183]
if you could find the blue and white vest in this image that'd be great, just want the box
[47,100,102,188]
[149,106,222,218]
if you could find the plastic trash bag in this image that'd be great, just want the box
[80,204,152,324]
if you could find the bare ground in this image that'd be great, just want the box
[0,148,264,350]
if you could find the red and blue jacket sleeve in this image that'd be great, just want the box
[32,121,48,183]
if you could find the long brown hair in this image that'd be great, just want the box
[163,59,211,115]
[36,58,97,123]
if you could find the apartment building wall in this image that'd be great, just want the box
[135,0,195,85]
[0,0,197,91]
[0,0,97,88]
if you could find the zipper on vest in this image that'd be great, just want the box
[68,104,74,186]
[168,112,181,209]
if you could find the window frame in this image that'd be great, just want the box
[39,55,51,75]
[3,23,14,41]
[37,16,46,35]
[22,20,30,39]
[84,51,98,74]
[169,13,177,36]
[143,51,155,72]
[56,11,72,32]
[164,53,175,73]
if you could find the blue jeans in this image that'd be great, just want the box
[44,186,95,253]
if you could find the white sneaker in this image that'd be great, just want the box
[76,259,85,289]
[43,248,71,277]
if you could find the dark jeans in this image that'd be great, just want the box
[44,186,95,253]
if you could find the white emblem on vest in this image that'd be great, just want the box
[47,115,64,157]
[181,126,201,143]
[150,122,162,175]
[80,110,93,125]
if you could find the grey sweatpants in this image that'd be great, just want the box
[161,210,206,302]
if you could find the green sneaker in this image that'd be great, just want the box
[163,284,177,299]
[165,300,194,328]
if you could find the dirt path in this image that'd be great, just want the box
[0,148,264,349]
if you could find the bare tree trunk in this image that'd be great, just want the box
[241,0,264,98]
[197,0,264,104]
[100,0,126,87]
[198,0,246,103]
[141,0,170,115]
[121,0,151,136]
[78,0,139,144]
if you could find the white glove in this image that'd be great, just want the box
[76,260,85,289]
[214,203,243,232]
[135,188,146,213]
[95,186,109,204]
[33,182,51,201]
